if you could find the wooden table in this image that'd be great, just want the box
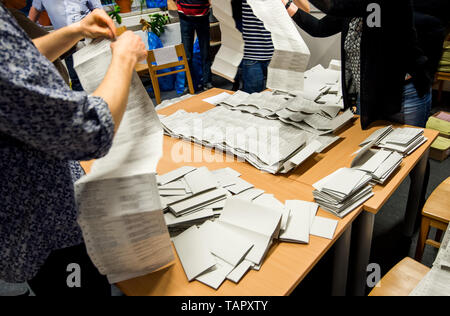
[285,113,438,295]
[105,89,359,296]
[84,88,438,296]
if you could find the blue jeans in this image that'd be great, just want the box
[65,55,84,92]
[242,59,270,94]
[179,13,212,87]
[357,82,432,128]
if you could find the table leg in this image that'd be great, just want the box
[331,225,352,296]
[403,149,430,238]
[349,211,375,296]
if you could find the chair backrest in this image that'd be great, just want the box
[146,44,188,74]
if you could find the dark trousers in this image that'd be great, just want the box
[28,243,111,296]
[242,59,270,94]
[179,12,212,87]
[65,54,84,91]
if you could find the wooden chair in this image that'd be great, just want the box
[146,44,195,105]
[369,257,430,296]
[415,177,450,262]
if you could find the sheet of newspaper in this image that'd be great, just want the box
[247,0,311,94]
[73,39,174,283]
[211,0,244,82]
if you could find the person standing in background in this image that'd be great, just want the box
[234,0,310,94]
[176,0,213,91]
[28,0,104,91]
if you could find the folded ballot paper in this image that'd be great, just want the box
[164,166,339,289]
[360,126,427,156]
[73,39,174,283]
[313,168,374,218]
[351,139,403,184]
[410,225,450,296]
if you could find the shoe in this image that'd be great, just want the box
[203,83,214,91]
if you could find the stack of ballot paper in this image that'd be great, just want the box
[351,139,403,184]
[160,107,328,174]
[313,168,374,218]
[360,126,427,156]
[410,225,450,296]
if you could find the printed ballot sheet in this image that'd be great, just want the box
[247,0,310,94]
[73,39,174,283]
[211,0,244,82]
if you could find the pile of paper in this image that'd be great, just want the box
[303,62,343,107]
[160,107,327,174]
[218,89,353,136]
[313,168,374,218]
[360,126,427,156]
[73,39,174,283]
[410,225,450,296]
[162,166,340,289]
[351,140,403,184]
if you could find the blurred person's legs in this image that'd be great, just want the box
[242,59,269,94]
[180,13,196,88]
[28,243,111,296]
[193,13,212,88]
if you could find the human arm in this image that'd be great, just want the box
[32,9,116,62]
[281,0,343,37]
[28,5,41,22]
[0,11,146,160]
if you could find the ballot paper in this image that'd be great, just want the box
[211,0,244,81]
[279,200,318,244]
[184,167,218,194]
[313,168,374,218]
[359,126,394,147]
[351,148,403,184]
[410,226,450,296]
[247,0,310,94]
[227,260,254,283]
[203,92,233,105]
[73,39,173,283]
[218,198,282,265]
[169,188,228,216]
[310,216,338,240]
[173,225,216,281]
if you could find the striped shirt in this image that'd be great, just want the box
[242,0,274,61]
[177,0,210,17]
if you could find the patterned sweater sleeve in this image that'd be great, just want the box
[0,8,115,161]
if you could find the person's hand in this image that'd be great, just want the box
[77,9,117,40]
[110,31,148,66]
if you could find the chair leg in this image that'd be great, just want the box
[150,71,162,105]
[415,216,431,262]
[435,229,443,243]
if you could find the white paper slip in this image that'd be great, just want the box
[169,188,227,216]
[158,166,197,185]
[173,226,216,281]
[184,167,218,195]
[164,209,215,227]
[159,180,186,190]
[310,216,339,240]
[203,92,233,105]
[234,188,265,201]
[196,255,235,290]
[153,46,179,66]
[227,260,254,283]
[199,221,254,267]
[159,189,187,196]
[359,125,393,146]
[280,200,312,244]
[226,177,254,195]
[330,109,354,131]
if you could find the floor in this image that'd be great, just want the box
[1,78,449,296]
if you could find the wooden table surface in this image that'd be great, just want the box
[82,88,438,296]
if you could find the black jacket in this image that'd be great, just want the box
[292,0,430,129]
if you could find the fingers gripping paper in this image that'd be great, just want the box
[247,0,310,94]
[73,40,174,284]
